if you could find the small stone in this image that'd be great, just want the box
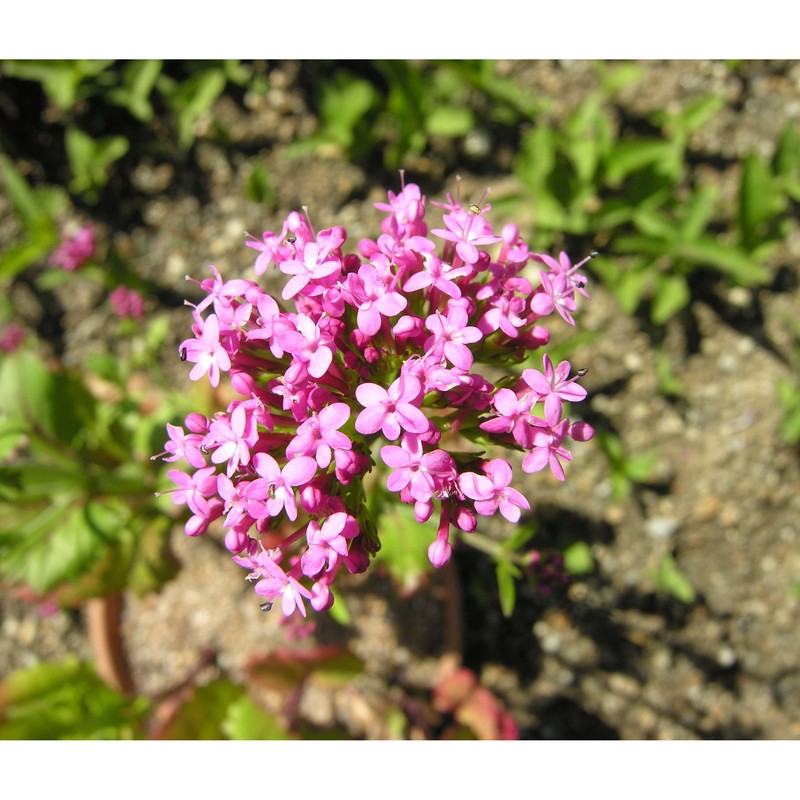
[717,646,738,668]
[644,516,679,540]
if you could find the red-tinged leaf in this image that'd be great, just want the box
[245,645,363,692]
[433,666,518,740]
[151,679,244,740]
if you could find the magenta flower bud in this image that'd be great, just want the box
[453,503,477,532]
[311,581,334,612]
[185,413,210,434]
[428,536,452,568]
[184,514,210,537]
[225,527,251,554]
[569,420,595,442]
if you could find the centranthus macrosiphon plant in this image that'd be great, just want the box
[158,176,595,618]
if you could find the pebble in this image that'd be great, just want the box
[644,516,679,540]
[717,646,738,668]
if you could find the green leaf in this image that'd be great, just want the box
[221,695,291,740]
[671,94,725,134]
[738,153,787,250]
[108,59,162,121]
[425,106,475,137]
[0,224,59,279]
[675,238,771,285]
[651,272,691,324]
[373,502,436,594]
[320,75,378,150]
[0,658,148,739]
[246,645,363,694]
[615,264,651,315]
[0,154,44,228]
[155,679,244,740]
[0,350,98,449]
[655,350,685,398]
[245,162,276,208]
[623,448,661,483]
[0,496,123,595]
[65,127,129,200]
[563,541,595,575]
[678,184,720,241]
[649,554,696,604]
[168,68,227,149]
[495,559,517,618]
[327,591,352,626]
[0,60,113,110]
[604,139,680,186]
[773,122,800,176]
[596,62,645,95]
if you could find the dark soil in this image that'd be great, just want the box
[2,60,799,740]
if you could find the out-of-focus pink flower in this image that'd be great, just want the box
[0,323,26,353]
[108,286,145,319]
[50,223,96,271]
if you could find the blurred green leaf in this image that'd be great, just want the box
[563,541,595,575]
[738,153,787,250]
[221,695,291,740]
[373,502,436,594]
[0,154,45,228]
[108,59,162,121]
[65,126,129,200]
[245,161,276,208]
[655,350,686,398]
[675,238,770,284]
[669,94,725,134]
[495,559,518,617]
[679,184,720,241]
[651,272,691,324]
[605,139,680,186]
[0,225,59,279]
[167,68,228,149]
[247,645,363,694]
[0,658,147,739]
[650,554,696,604]
[777,377,800,445]
[0,60,113,110]
[155,679,244,739]
[425,106,475,137]
[773,122,800,176]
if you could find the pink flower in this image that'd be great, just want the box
[280,242,340,300]
[207,404,258,475]
[50,223,96,271]
[431,208,501,266]
[250,452,318,521]
[275,313,335,380]
[235,551,314,618]
[522,418,573,481]
[285,403,352,469]
[0,323,25,353]
[180,314,231,388]
[522,354,587,422]
[403,252,471,298]
[301,512,359,577]
[380,434,456,503]
[108,286,145,319]
[355,374,428,440]
[424,305,483,372]
[342,263,407,336]
[459,459,530,522]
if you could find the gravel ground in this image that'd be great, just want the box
[1,60,799,739]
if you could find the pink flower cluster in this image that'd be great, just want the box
[50,223,96,271]
[160,178,594,618]
[109,286,145,319]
